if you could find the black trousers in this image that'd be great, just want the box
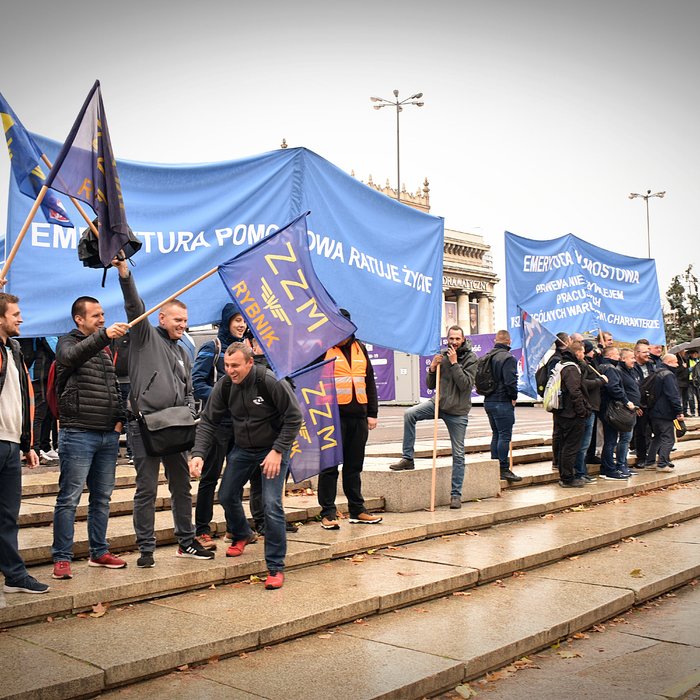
[647,417,675,467]
[317,415,368,519]
[633,412,652,463]
[556,415,586,483]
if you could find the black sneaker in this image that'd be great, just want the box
[285,522,299,533]
[177,540,215,560]
[500,469,523,483]
[389,458,415,471]
[3,575,50,594]
[558,478,586,488]
[137,552,155,568]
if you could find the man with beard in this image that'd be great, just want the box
[390,326,478,509]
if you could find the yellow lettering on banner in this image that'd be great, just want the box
[245,302,261,317]
[77,178,93,199]
[280,268,310,301]
[97,157,105,176]
[301,382,327,405]
[298,422,311,444]
[231,281,248,297]
[296,297,329,332]
[5,135,13,159]
[290,440,302,459]
[261,328,280,347]
[1,112,15,133]
[265,241,297,275]
[96,188,107,204]
[318,425,337,450]
[309,403,332,426]
[30,164,46,179]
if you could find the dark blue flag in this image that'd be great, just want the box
[218,211,357,378]
[518,305,559,398]
[44,80,131,266]
[288,358,343,483]
[0,92,73,227]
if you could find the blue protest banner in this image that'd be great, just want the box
[218,212,356,378]
[288,358,343,483]
[518,306,559,398]
[505,231,665,349]
[5,137,444,357]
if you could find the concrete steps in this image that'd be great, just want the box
[2,456,700,699]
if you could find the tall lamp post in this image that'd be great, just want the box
[370,90,424,202]
[629,189,666,258]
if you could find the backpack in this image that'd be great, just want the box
[474,348,508,396]
[542,361,579,412]
[46,361,60,418]
[535,363,550,398]
[640,369,670,410]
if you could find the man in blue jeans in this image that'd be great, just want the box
[0,292,50,594]
[483,330,522,484]
[52,296,131,579]
[390,326,477,509]
[189,343,302,590]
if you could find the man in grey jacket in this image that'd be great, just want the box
[389,326,478,509]
[114,259,214,568]
[189,342,302,590]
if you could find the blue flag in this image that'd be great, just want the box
[288,358,343,483]
[218,211,357,378]
[518,306,559,398]
[44,80,131,266]
[0,92,73,228]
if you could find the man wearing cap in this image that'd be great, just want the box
[317,308,382,529]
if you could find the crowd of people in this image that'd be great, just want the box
[1,276,696,596]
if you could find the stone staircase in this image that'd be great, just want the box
[2,420,700,699]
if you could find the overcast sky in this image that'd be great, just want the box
[2,0,698,326]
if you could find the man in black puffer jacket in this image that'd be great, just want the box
[52,296,130,580]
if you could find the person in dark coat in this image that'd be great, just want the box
[632,342,656,465]
[546,332,569,471]
[556,341,591,487]
[617,348,641,472]
[645,354,684,473]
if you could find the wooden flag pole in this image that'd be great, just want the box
[0,185,48,280]
[40,154,100,239]
[127,266,219,328]
[429,361,441,512]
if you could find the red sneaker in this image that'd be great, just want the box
[264,572,284,590]
[52,561,72,579]
[89,552,127,569]
[226,533,256,557]
[196,533,217,551]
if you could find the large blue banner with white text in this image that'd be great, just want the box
[505,231,665,349]
[5,139,444,356]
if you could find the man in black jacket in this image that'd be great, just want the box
[51,296,130,580]
[0,292,50,594]
[189,342,302,590]
[483,330,522,483]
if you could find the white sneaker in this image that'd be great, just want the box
[40,449,59,461]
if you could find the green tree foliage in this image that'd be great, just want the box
[666,265,699,343]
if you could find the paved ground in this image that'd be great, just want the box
[435,580,700,700]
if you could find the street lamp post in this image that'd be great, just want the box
[370,90,424,202]
[628,189,666,258]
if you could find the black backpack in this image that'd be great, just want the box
[535,363,550,398]
[640,369,670,410]
[474,348,508,396]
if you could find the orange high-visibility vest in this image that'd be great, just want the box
[325,342,367,404]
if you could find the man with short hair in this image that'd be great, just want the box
[483,330,522,483]
[115,259,214,567]
[633,342,655,465]
[646,354,683,473]
[0,292,49,593]
[190,343,302,590]
[390,326,477,509]
[51,296,130,579]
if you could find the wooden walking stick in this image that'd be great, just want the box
[429,362,441,512]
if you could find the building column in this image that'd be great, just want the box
[478,294,493,334]
[456,292,471,334]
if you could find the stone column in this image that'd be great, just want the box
[456,292,471,334]
[478,294,493,334]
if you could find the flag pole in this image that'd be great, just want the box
[40,154,100,238]
[127,266,219,328]
[0,185,48,280]
[429,362,441,512]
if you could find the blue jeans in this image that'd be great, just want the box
[218,446,289,572]
[616,428,634,471]
[484,400,515,470]
[0,441,28,582]
[402,400,468,497]
[575,412,596,478]
[601,419,623,475]
[52,428,119,562]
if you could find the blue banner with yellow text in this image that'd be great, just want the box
[505,231,665,349]
[5,138,444,355]
[218,212,356,378]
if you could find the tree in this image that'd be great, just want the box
[665,265,699,344]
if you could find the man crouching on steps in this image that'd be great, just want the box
[189,343,302,590]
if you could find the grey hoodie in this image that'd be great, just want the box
[119,272,195,415]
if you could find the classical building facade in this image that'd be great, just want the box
[357,174,498,336]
